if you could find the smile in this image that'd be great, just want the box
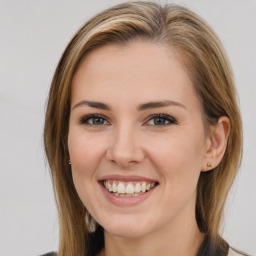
[99,175,159,206]
[103,180,157,197]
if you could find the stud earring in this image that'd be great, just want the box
[207,162,212,168]
[68,160,71,165]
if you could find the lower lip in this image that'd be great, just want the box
[99,182,157,206]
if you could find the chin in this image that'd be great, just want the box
[104,226,151,239]
[98,215,154,239]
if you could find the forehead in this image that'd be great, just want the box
[71,40,200,112]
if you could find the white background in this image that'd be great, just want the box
[0,1,255,255]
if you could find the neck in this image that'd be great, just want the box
[99,211,204,256]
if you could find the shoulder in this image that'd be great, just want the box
[38,253,57,256]
[228,247,250,256]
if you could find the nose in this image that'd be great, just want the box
[106,124,145,168]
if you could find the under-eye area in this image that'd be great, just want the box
[100,180,159,197]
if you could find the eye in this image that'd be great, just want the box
[79,114,109,126]
[146,114,177,126]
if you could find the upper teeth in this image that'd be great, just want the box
[104,180,156,194]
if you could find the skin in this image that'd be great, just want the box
[68,40,230,256]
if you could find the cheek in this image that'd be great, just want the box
[67,131,106,207]
[68,131,106,174]
[146,131,205,188]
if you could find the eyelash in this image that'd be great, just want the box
[79,114,109,126]
[146,113,177,126]
[79,113,177,127]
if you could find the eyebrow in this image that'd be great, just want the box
[137,100,186,111]
[72,100,186,111]
[73,100,111,110]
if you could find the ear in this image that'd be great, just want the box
[201,116,230,172]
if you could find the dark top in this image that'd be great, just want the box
[40,234,249,256]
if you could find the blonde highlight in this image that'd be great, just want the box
[44,2,242,255]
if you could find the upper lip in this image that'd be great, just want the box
[98,174,158,183]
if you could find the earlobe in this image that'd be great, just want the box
[202,116,230,172]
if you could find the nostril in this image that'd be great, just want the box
[105,141,145,167]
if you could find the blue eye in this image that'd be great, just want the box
[79,113,177,127]
[147,114,177,126]
[79,114,109,126]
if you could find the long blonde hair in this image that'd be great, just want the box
[44,2,242,255]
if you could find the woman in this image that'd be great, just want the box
[43,1,246,256]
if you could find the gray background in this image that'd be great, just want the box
[0,1,255,255]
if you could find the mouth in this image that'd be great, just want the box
[101,180,159,197]
[98,175,159,206]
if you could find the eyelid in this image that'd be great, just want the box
[145,113,177,126]
[79,113,110,125]
[78,113,177,126]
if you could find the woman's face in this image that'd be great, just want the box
[68,40,210,238]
